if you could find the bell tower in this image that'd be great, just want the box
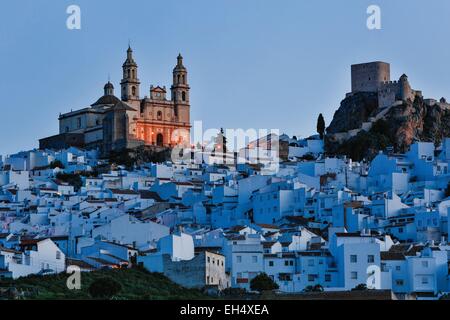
[171,54,190,125]
[121,46,140,105]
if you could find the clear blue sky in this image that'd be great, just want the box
[1,0,450,155]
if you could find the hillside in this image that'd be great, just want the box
[0,268,208,300]
[325,93,450,161]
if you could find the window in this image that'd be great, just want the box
[395,266,401,271]
[289,260,294,266]
[308,259,314,267]
[284,260,289,266]
[396,280,404,286]
[182,91,186,101]
[421,261,429,268]
[398,228,404,233]
[252,256,258,263]
[269,261,274,267]
[350,255,357,263]
[56,251,61,260]
[351,272,358,280]
[308,275,315,282]
[422,277,429,285]
[207,257,210,263]
[77,117,81,129]
[236,256,242,263]
[325,274,331,282]
[367,255,375,263]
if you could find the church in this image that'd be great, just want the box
[39,46,191,155]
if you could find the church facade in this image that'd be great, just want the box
[40,47,191,155]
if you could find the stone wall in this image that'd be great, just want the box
[162,251,229,290]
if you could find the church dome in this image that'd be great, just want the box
[91,94,121,107]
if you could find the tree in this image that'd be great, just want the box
[250,273,279,293]
[352,283,368,291]
[55,172,83,191]
[316,113,326,139]
[49,160,65,169]
[88,277,122,299]
[303,284,324,293]
[446,182,450,198]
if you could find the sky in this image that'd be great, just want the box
[1,0,450,155]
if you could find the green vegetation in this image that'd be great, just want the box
[49,160,65,169]
[108,147,171,169]
[327,119,393,161]
[352,284,369,291]
[317,113,326,139]
[303,284,324,293]
[0,268,207,300]
[55,172,83,191]
[446,182,450,198]
[88,277,122,299]
[250,273,279,293]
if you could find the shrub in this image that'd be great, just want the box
[222,287,247,297]
[250,273,279,293]
[55,172,82,191]
[352,283,368,291]
[49,160,65,169]
[303,284,324,293]
[88,277,122,299]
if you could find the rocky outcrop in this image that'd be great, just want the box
[326,92,379,134]
[325,94,450,160]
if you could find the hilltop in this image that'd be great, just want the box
[325,92,450,161]
[0,268,207,300]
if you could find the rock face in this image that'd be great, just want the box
[325,93,450,160]
[327,92,379,134]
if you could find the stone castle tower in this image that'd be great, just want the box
[349,61,421,109]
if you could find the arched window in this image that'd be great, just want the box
[132,86,136,96]
[157,111,162,120]
[132,69,135,79]
[182,75,185,84]
[177,75,180,83]
[182,91,186,101]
